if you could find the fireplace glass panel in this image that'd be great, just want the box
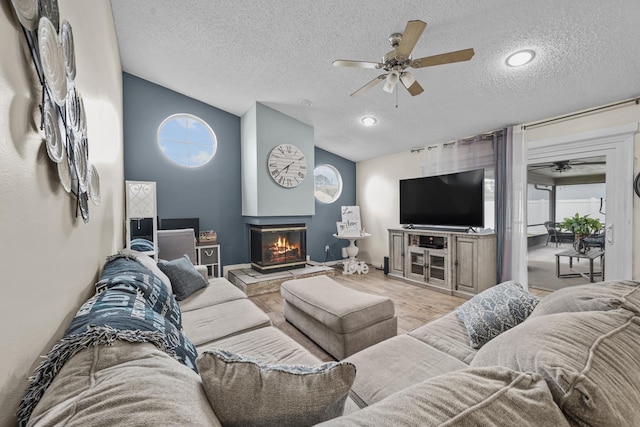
[250,224,307,272]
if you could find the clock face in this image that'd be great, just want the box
[268,144,307,188]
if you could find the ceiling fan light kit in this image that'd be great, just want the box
[333,19,474,98]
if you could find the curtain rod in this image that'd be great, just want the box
[524,97,640,130]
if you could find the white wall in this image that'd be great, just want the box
[0,2,123,425]
[356,150,423,267]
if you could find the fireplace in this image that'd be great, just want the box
[250,224,307,272]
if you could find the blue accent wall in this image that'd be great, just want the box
[123,73,355,266]
[307,147,356,262]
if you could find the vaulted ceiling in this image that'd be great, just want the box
[110,0,640,162]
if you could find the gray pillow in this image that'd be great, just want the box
[197,349,356,427]
[455,280,540,349]
[530,280,640,318]
[471,309,640,426]
[158,254,207,300]
[317,367,570,427]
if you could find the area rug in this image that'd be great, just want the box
[527,259,598,292]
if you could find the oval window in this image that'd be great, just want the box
[314,164,343,203]
[158,114,217,167]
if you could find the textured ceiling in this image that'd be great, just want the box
[110,0,640,162]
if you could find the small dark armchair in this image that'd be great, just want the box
[583,230,606,250]
[544,221,575,247]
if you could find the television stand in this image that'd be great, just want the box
[403,225,476,233]
[388,228,496,298]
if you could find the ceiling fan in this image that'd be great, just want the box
[333,20,474,97]
[529,159,607,173]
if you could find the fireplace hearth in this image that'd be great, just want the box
[250,224,307,272]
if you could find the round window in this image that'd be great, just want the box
[314,164,343,203]
[158,114,217,167]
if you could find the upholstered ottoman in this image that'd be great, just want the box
[280,275,397,359]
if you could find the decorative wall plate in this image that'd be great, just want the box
[38,17,67,106]
[39,0,59,31]
[78,191,89,223]
[10,0,39,30]
[43,99,64,163]
[60,20,76,82]
[77,93,87,135]
[57,152,72,192]
[66,85,80,131]
[72,136,89,192]
[88,164,100,205]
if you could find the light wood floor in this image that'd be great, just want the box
[249,267,550,362]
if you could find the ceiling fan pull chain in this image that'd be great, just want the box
[395,86,399,108]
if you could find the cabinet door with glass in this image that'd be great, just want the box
[407,247,448,289]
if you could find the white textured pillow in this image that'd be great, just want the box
[197,349,356,427]
[119,248,172,293]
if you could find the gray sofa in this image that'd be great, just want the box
[20,250,640,426]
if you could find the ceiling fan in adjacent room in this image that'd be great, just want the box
[333,19,474,97]
[529,159,607,173]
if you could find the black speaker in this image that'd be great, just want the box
[383,256,389,275]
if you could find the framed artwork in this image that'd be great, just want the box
[341,206,361,236]
[336,222,347,235]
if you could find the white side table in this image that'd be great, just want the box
[196,243,221,278]
[333,233,371,274]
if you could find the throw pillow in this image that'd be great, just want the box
[119,248,173,293]
[158,254,208,301]
[471,309,640,427]
[316,367,570,427]
[455,280,541,349]
[197,349,356,427]
[529,280,640,318]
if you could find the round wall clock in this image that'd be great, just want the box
[268,144,307,188]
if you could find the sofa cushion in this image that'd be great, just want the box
[317,367,570,427]
[344,334,468,408]
[28,342,221,427]
[530,280,640,318]
[182,299,271,346]
[158,254,208,300]
[178,277,247,313]
[471,308,640,426]
[119,248,173,293]
[201,326,322,366]
[455,280,540,349]
[197,349,356,427]
[408,311,477,364]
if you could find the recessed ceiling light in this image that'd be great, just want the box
[506,50,535,67]
[361,116,377,126]
[300,99,313,107]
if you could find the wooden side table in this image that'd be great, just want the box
[196,243,221,278]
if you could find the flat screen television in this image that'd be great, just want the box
[399,169,484,228]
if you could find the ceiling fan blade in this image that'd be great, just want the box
[350,74,387,97]
[395,20,427,61]
[411,48,475,68]
[333,60,384,69]
[401,75,424,96]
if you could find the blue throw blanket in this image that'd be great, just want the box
[17,255,198,426]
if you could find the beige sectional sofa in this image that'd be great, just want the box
[20,251,640,426]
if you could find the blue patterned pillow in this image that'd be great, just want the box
[456,281,541,349]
